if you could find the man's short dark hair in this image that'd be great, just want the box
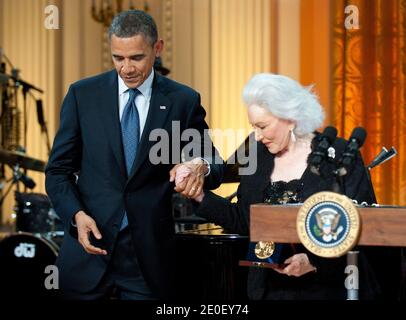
[108,10,158,45]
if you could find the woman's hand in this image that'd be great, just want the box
[271,253,316,277]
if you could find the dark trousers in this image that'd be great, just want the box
[61,227,155,300]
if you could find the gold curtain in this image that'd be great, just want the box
[332,0,406,205]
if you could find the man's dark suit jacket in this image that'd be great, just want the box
[45,70,223,299]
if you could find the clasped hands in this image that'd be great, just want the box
[169,158,208,202]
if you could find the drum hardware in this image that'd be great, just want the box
[0,48,50,228]
[0,161,38,207]
[0,148,46,172]
[14,191,63,234]
[0,147,46,206]
[0,150,58,234]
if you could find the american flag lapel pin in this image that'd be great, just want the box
[160,105,167,110]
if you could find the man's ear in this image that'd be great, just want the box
[155,39,164,57]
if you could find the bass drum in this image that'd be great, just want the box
[0,232,63,298]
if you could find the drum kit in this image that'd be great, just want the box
[0,148,63,296]
[0,49,63,296]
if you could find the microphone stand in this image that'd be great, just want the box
[338,165,358,301]
[22,83,28,152]
[0,60,7,223]
[337,164,359,300]
[365,167,377,204]
[28,92,51,154]
[12,68,43,153]
[330,166,345,195]
[41,117,51,155]
[330,150,359,300]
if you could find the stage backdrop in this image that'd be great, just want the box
[331,0,406,205]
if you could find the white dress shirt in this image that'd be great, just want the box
[118,69,154,136]
[117,69,211,176]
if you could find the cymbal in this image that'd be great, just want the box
[0,72,44,93]
[0,149,46,172]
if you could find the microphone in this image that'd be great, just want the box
[36,99,46,131]
[337,127,367,176]
[309,126,338,175]
[367,146,397,170]
[0,47,5,74]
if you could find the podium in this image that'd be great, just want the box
[250,203,406,299]
[250,204,406,247]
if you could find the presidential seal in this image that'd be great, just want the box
[296,191,360,258]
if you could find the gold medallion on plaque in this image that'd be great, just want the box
[254,241,275,259]
[296,191,361,258]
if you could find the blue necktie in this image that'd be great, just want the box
[120,88,141,230]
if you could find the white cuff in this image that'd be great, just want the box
[199,157,211,177]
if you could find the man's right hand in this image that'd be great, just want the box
[74,211,107,255]
[169,159,208,199]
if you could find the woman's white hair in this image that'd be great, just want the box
[242,73,325,137]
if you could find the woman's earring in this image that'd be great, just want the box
[290,129,296,143]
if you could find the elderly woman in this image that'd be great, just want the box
[177,73,380,300]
